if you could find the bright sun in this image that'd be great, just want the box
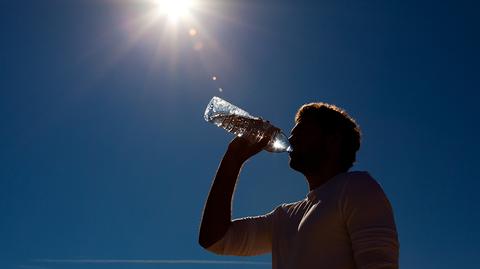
[156,0,195,22]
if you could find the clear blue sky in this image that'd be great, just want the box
[1,0,478,268]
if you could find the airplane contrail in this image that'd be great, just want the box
[35,259,271,266]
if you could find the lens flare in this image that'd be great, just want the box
[156,0,195,22]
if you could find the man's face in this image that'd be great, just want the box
[288,120,331,175]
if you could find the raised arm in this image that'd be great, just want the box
[198,134,271,249]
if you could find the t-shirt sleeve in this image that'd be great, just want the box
[206,206,280,256]
[340,173,400,269]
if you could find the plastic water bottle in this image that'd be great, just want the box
[204,96,292,153]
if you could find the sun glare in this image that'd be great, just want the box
[120,0,231,77]
[156,0,195,22]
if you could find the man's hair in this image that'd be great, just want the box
[295,103,361,171]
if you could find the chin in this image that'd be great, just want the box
[289,159,304,173]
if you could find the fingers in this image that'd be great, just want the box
[228,120,279,156]
[258,132,272,148]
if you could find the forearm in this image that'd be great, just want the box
[199,150,244,249]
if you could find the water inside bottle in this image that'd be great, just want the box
[210,113,265,140]
[210,113,292,153]
[204,96,292,153]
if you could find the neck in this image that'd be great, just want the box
[305,168,343,191]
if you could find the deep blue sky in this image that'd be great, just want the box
[1,0,479,268]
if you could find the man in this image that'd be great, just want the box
[199,102,399,269]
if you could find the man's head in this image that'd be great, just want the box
[288,102,361,176]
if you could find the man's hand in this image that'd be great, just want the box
[226,123,279,164]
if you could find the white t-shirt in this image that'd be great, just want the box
[207,171,399,269]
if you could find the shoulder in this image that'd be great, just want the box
[339,172,397,230]
[342,171,384,192]
[339,171,389,205]
[340,171,391,209]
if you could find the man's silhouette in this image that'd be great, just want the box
[199,103,399,269]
